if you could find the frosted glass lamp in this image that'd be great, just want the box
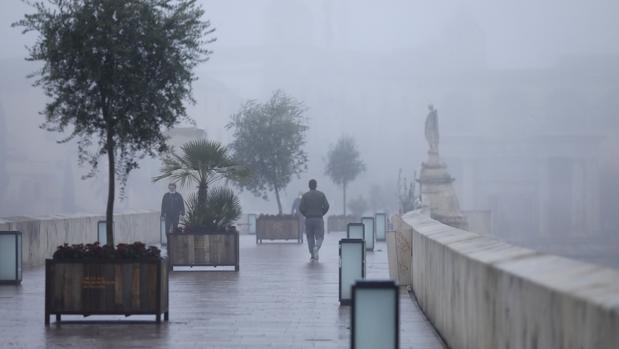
[248,214,257,235]
[361,217,375,251]
[97,220,107,245]
[375,213,387,241]
[347,223,365,240]
[0,231,22,284]
[351,280,399,349]
[339,238,365,305]
[160,218,167,246]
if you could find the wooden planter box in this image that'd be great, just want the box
[167,231,239,271]
[327,215,358,233]
[256,215,302,244]
[45,258,169,325]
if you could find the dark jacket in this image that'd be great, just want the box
[161,192,185,217]
[299,189,329,218]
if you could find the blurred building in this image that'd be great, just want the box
[444,134,603,238]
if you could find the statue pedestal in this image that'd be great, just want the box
[418,152,468,230]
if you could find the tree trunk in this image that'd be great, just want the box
[106,129,115,247]
[197,178,208,211]
[343,181,347,216]
[274,186,283,215]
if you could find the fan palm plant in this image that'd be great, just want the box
[155,139,243,202]
[154,139,247,230]
[184,187,241,232]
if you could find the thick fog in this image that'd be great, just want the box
[1,1,618,264]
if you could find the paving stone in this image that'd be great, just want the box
[0,232,445,348]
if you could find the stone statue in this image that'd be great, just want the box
[425,104,439,154]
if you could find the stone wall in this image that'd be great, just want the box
[402,209,619,349]
[0,210,160,268]
[386,215,413,286]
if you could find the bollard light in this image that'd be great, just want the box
[375,213,387,241]
[97,220,107,245]
[339,238,365,305]
[248,214,257,235]
[347,223,365,240]
[0,231,22,285]
[361,217,375,251]
[160,218,167,246]
[351,280,399,349]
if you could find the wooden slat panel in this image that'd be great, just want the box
[104,263,115,311]
[46,260,167,317]
[139,264,153,310]
[65,263,83,311]
[122,263,132,309]
[161,260,168,310]
[168,233,239,267]
[131,263,140,310]
[256,216,300,240]
[186,235,195,265]
[114,264,123,305]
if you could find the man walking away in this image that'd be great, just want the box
[161,183,185,234]
[299,179,329,261]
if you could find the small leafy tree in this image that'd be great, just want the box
[14,0,214,245]
[325,136,365,215]
[227,90,308,214]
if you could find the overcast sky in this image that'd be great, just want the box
[1,0,618,222]
[3,0,619,66]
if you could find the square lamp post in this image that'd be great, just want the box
[248,214,257,235]
[0,231,22,285]
[160,218,167,246]
[351,280,399,349]
[346,224,367,276]
[361,217,375,251]
[375,213,387,241]
[97,220,107,245]
[347,223,365,240]
[339,238,365,305]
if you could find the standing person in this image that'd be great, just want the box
[299,179,330,261]
[291,192,304,235]
[291,192,302,216]
[161,183,185,234]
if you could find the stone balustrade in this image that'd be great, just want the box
[399,208,619,349]
[0,210,160,268]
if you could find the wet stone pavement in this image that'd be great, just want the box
[0,232,445,348]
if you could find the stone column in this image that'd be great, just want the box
[418,153,468,230]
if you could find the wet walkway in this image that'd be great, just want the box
[0,232,445,348]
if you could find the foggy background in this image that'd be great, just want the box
[1,1,618,265]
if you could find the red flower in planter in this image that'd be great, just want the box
[53,242,160,260]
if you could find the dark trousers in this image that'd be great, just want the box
[296,214,305,235]
[305,217,324,254]
[165,215,180,234]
